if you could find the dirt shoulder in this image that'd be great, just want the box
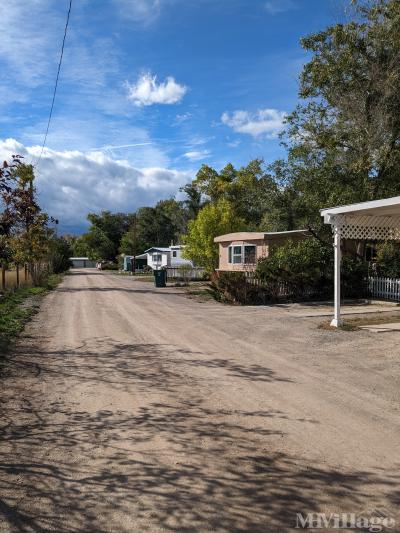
[0,269,399,532]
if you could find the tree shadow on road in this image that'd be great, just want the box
[0,339,399,532]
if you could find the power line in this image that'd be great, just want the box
[34,0,72,168]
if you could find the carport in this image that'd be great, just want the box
[321,196,400,327]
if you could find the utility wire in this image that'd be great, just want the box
[34,0,72,168]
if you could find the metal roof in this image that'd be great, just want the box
[144,247,171,253]
[124,254,148,260]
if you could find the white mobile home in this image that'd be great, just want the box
[145,245,193,270]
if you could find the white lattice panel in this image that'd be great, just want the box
[330,214,400,240]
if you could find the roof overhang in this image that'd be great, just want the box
[321,196,400,223]
[214,230,309,243]
[321,196,400,240]
[144,247,170,253]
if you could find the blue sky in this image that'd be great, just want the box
[0,0,345,233]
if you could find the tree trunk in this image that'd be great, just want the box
[16,264,20,287]
[1,266,6,291]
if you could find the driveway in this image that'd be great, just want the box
[0,269,399,532]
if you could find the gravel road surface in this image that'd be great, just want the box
[1,269,399,532]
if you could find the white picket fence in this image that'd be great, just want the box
[368,276,400,301]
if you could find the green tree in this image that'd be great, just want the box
[182,198,246,272]
[76,228,114,261]
[180,182,204,219]
[86,211,134,260]
[280,0,400,229]
[182,159,278,230]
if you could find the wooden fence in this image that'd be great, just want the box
[368,276,400,301]
[1,268,32,291]
[166,267,206,280]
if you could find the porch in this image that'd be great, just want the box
[321,196,400,326]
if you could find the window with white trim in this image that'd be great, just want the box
[232,245,242,264]
[152,254,162,262]
[228,244,257,264]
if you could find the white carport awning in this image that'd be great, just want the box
[321,196,400,327]
[321,196,400,240]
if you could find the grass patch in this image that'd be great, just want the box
[184,283,219,303]
[132,275,155,282]
[0,273,63,356]
[319,311,400,331]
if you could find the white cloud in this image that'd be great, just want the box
[126,72,187,106]
[114,0,162,24]
[227,139,241,148]
[183,150,210,161]
[221,109,286,138]
[174,112,193,125]
[0,138,191,233]
[0,0,59,92]
[264,0,297,15]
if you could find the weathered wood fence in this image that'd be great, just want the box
[166,267,206,280]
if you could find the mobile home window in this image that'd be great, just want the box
[232,245,242,264]
[244,245,256,264]
[172,250,177,258]
[152,254,162,262]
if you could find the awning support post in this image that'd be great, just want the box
[331,227,343,327]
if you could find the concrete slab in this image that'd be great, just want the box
[359,322,400,333]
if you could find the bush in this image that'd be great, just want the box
[49,237,73,274]
[257,238,332,285]
[211,237,369,305]
[101,262,118,270]
[210,271,268,305]
[374,242,400,278]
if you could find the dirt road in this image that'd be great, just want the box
[1,270,399,532]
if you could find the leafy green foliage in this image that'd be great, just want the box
[374,242,400,278]
[0,274,63,354]
[182,199,246,272]
[209,271,266,305]
[257,238,332,285]
[279,0,400,230]
[48,237,73,274]
[76,200,189,262]
[257,237,368,300]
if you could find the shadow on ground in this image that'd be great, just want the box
[0,339,398,532]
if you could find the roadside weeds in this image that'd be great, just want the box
[0,273,63,359]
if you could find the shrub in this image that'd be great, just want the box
[101,262,118,270]
[210,271,268,305]
[374,242,400,278]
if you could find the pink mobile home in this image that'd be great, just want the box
[214,230,309,271]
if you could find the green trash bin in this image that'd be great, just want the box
[154,269,167,287]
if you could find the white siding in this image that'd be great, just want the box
[147,252,169,270]
[170,246,193,268]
